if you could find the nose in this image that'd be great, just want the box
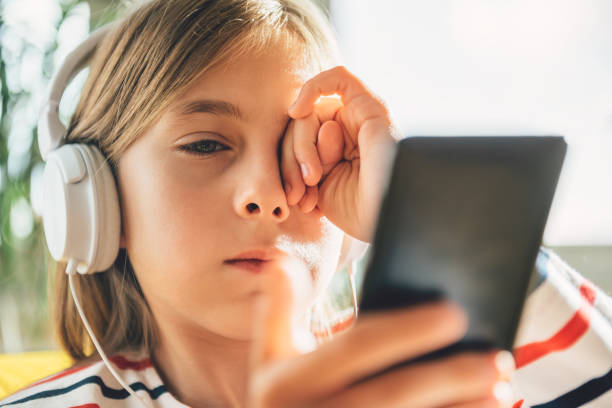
[233,155,290,223]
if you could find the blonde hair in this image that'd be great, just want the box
[52,0,341,361]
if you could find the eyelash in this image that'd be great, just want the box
[179,140,228,156]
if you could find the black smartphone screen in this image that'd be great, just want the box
[358,136,566,356]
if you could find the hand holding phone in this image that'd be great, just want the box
[248,256,515,407]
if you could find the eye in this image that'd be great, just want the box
[179,139,229,156]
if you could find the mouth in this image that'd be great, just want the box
[224,258,267,263]
[223,258,270,273]
[225,248,284,263]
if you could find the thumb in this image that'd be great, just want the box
[249,256,315,373]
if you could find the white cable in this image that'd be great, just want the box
[67,259,153,408]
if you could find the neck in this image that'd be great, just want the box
[152,319,253,408]
[149,303,319,407]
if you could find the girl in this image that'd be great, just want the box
[2,0,521,406]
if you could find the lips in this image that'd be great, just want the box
[224,259,268,273]
[225,248,284,263]
[224,248,285,273]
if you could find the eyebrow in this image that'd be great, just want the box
[175,99,242,120]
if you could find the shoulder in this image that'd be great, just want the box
[0,350,180,407]
[511,248,612,407]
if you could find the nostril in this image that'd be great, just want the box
[273,207,282,217]
[246,203,260,214]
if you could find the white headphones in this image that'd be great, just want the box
[39,25,120,275]
[39,25,368,277]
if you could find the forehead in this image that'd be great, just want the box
[171,44,314,122]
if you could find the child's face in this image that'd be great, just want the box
[116,44,344,340]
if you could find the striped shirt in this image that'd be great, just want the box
[1,248,610,407]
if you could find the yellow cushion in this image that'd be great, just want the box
[0,350,73,400]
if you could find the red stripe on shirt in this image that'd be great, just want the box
[108,355,153,370]
[513,280,596,369]
[24,355,152,390]
[313,314,356,340]
[512,400,524,408]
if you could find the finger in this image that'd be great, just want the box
[249,256,317,370]
[317,120,344,176]
[248,257,317,408]
[292,113,323,186]
[255,302,468,405]
[336,94,390,147]
[298,185,318,213]
[305,302,468,392]
[281,120,306,206]
[313,95,343,122]
[289,65,371,119]
[249,258,297,372]
[316,351,512,408]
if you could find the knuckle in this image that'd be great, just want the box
[366,98,390,120]
[331,65,348,75]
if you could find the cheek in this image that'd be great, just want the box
[117,149,229,276]
[116,152,242,322]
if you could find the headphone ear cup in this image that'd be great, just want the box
[337,234,369,274]
[42,143,120,274]
[79,144,121,273]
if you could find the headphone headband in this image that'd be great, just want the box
[38,25,113,161]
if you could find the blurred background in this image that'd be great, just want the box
[0,0,610,354]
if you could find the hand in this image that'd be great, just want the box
[247,259,515,408]
[281,66,398,242]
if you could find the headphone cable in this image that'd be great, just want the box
[67,259,153,408]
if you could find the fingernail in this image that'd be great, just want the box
[285,183,292,194]
[300,162,309,180]
[493,381,513,405]
[495,350,516,380]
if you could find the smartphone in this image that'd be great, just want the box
[358,136,566,361]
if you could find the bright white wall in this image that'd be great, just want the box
[330,0,612,246]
